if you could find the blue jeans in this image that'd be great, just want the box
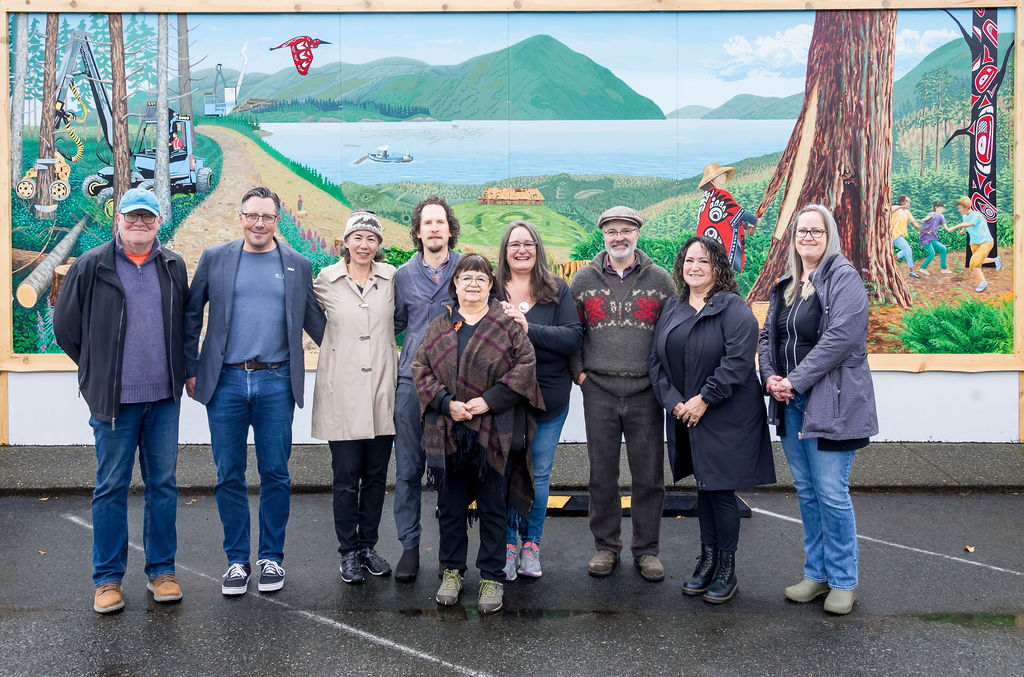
[507,406,569,546]
[893,236,915,268]
[207,363,295,565]
[90,398,180,586]
[393,381,425,550]
[779,393,858,590]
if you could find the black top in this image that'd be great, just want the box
[665,311,700,402]
[773,282,822,378]
[501,280,583,421]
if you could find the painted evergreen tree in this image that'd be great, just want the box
[747,10,911,306]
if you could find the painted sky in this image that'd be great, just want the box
[55,8,1017,114]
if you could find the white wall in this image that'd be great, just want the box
[7,369,1021,444]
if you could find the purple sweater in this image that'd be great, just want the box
[114,237,172,404]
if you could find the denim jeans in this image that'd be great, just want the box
[90,398,180,586]
[779,393,858,590]
[393,382,425,550]
[507,406,569,546]
[893,235,915,268]
[207,363,295,565]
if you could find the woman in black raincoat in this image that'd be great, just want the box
[649,236,775,604]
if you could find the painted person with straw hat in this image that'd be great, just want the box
[696,163,759,273]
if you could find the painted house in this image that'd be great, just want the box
[478,187,544,205]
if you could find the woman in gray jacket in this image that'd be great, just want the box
[758,204,878,615]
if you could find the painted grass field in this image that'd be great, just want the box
[451,202,588,259]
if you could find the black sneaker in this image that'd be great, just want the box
[257,559,285,592]
[359,547,392,577]
[221,562,251,596]
[339,550,364,584]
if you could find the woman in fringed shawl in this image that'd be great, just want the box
[411,254,544,614]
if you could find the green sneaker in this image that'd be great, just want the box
[435,569,463,606]
[477,579,503,614]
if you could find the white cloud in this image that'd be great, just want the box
[709,24,813,81]
[894,28,960,57]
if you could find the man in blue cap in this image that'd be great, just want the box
[55,188,189,614]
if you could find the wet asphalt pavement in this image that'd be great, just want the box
[2,490,1022,676]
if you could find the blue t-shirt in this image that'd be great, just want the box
[223,248,289,364]
[963,210,992,244]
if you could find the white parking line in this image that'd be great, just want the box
[62,513,495,677]
[751,507,1024,577]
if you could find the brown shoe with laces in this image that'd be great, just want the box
[146,574,183,602]
[93,582,125,614]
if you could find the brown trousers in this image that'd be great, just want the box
[581,378,665,557]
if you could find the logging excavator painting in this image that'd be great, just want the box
[17,30,212,218]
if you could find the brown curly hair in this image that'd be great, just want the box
[410,195,460,253]
[672,235,737,302]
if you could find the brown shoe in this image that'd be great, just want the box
[634,554,665,582]
[93,582,124,614]
[588,550,619,577]
[147,574,183,602]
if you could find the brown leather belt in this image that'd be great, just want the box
[226,360,285,371]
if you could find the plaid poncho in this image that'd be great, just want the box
[412,299,544,517]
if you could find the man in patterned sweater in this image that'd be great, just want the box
[569,206,675,582]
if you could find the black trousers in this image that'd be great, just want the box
[329,436,393,554]
[437,461,507,582]
[696,489,740,552]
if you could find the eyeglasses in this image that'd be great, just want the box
[795,228,827,240]
[506,241,537,251]
[241,212,279,225]
[457,274,490,286]
[121,212,158,225]
[603,227,638,238]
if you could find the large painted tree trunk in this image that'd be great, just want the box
[156,14,172,219]
[108,13,130,221]
[945,9,1014,266]
[177,15,195,148]
[747,10,911,306]
[10,14,28,189]
[34,13,60,220]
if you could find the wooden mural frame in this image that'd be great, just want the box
[2,1,1023,444]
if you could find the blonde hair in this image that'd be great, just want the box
[785,204,841,306]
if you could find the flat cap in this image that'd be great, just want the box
[597,205,643,230]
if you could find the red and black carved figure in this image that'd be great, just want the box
[270,36,331,76]
[944,8,1014,266]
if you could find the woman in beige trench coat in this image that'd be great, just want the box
[312,211,398,585]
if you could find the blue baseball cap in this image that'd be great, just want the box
[118,187,161,216]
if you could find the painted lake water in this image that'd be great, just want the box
[260,119,797,186]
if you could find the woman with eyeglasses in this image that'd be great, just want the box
[311,211,397,585]
[495,221,583,581]
[758,204,877,615]
[412,254,544,614]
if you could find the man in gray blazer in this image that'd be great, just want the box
[184,186,325,596]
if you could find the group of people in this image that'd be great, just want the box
[890,194,1003,291]
[55,185,877,618]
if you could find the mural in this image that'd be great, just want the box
[6,9,1016,356]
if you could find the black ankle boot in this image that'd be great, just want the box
[703,550,737,604]
[682,545,717,596]
[395,548,419,583]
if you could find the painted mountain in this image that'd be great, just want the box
[193,35,664,121]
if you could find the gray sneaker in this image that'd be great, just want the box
[503,545,518,582]
[518,541,542,578]
[478,579,504,614]
[436,569,463,606]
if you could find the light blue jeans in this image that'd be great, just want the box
[90,398,180,586]
[507,406,569,546]
[893,236,915,268]
[779,393,858,590]
[207,363,295,565]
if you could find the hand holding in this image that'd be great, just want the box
[671,402,686,419]
[186,377,196,399]
[464,397,490,416]
[500,302,529,332]
[680,394,708,427]
[449,400,473,422]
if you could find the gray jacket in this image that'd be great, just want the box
[757,253,878,441]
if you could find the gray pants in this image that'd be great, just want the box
[581,379,665,557]
[393,381,425,550]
